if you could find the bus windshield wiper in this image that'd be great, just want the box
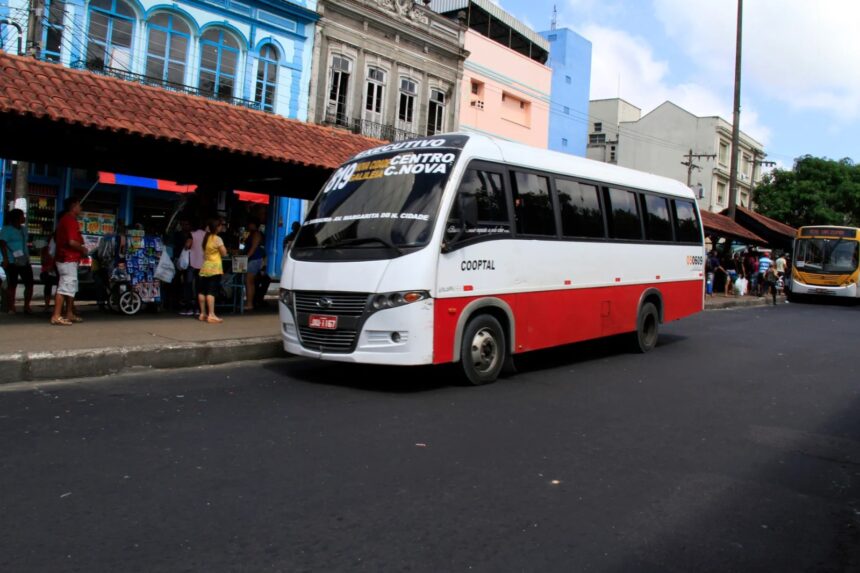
[323,237,403,255]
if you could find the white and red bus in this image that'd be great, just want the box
[279,134,705,384]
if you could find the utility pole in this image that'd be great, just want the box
[12,0,44,203]
[727,0,743,219]
[681,149,717,186]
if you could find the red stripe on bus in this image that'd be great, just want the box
[432,280,704,364]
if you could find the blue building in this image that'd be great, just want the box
[539,27,591,157]
[0,0,318,274]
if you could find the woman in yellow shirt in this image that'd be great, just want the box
[198,218,228,323]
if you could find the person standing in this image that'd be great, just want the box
[183,221,206,316]
[51,198,88,326]
[775,252,787,294]
[197,218,227,324]
[243,218,265,311]
[0,209,35,314]
[39,232,58,310]
[758,251,774,297]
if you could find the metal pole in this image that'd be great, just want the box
[727,0,743,219]
[0,19,24,55]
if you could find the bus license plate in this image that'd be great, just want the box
[309,314,338,330]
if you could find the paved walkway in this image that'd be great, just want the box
[0,291,781,384]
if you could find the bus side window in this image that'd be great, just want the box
[446,168,511,247]
[643,195,673,242]
[673,199,701,243]
[511,171,556,236]
[556,178,604,238]
[606,188,643,240]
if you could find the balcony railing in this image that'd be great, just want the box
[69,60,263,111]
[322,113,420,143]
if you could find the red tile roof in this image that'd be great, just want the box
[0,52,381,170]
[701,210,766,244]
[733,206,797,238]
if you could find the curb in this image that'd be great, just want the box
[0,336,284,385]
[705,296,786,311]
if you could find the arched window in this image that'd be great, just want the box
[43,0,66,62]
[199,27,240,99]
[86,0,136,71]
[397,77,418,132]
[145,13,190,86]
[427,88,446,136]
[254,44,279,112]
[326,54,352,126]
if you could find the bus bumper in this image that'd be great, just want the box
[279,298,435,366]
[791,280,858,297]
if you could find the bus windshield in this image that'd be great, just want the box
[795,238,859,274]
[292,148,461,260]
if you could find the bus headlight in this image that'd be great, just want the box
[370,290,430,311]
[279,288,292,306]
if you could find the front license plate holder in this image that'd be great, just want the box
[309,314,338,330]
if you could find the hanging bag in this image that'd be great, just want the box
[154,249,176,283]
[178,247,191,271]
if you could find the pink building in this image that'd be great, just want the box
[431,0,552,148]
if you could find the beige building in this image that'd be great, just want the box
[308,0,468,142]
[587,99,766,212]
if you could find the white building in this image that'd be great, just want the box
[587,99,766,213]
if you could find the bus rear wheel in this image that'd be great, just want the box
[632,302,659,353]
[460,315,506,385]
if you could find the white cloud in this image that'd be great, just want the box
[653,0,860,120]
[579,23,771,144]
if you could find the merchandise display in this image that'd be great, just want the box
[125,230,163,303]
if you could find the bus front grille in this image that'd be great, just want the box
[293,291,369,352]
[293,291,369,316]
[296,327,358,352]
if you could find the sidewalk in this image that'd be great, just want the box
[0,291,781,384]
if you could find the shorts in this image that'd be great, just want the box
[56,262,79,297]
[40,271,58,286]
[728,270,738,281]
[198,274,222,297]
[247,258,263,275]
[5,263,33,289]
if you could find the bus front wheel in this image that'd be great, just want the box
[460,315,506,385]
[632,302,659,353]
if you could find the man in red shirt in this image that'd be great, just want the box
[51,198,89,326]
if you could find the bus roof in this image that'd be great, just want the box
[463,133,696,200]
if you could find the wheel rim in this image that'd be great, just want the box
[120,292,141,314]
[470,327,499,374]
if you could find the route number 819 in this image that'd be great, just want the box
[322,163,358,194]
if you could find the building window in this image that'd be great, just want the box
[594,122,602,132]
[717,181,726,205]
[427,88,446,136]
[86,0,136,71]
[741,153,751,178]
[255,44,279,112]
[719,141,729,165]
[563,106,569,115]
[547,33,557,41]
[398,77,418,129]
[589,133,606,144]
[327,54,352,126]
[471,80,482,95]
[562,138,568,147]
[363,66,386,122]
[198,28,240,100]
[42,0,66,62]
[610,151,616,162]
[145,13,190,86]
[565,75,571,84]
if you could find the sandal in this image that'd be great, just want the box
[207,316,223,324]
[51,317,72,326]
[198,314,207,321]
[69,315,83,323]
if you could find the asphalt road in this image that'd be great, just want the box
[2,301,860,572]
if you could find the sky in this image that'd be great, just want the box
[498,0,859,168]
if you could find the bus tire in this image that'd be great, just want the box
[460,314,506,385]
[632,302,659,353]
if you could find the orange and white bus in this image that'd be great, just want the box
[279,134,705,384]
[790,226,860,300]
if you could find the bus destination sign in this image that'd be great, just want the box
[800,227,857,238]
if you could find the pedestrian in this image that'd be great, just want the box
[243,218,265,312]
[0,208,35,314]
[725,252,743,296]
[758,251,774,297]
[775,251,788,294]
[51,198,89,326]
[744,251,759,296]
[198,218,227,324]
[706,250,721,297]
[282,221,301,253]
[39,233,58,311]
[184,220,206,316]
[763,264,778,305]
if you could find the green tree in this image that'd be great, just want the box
[754,156,860,228]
